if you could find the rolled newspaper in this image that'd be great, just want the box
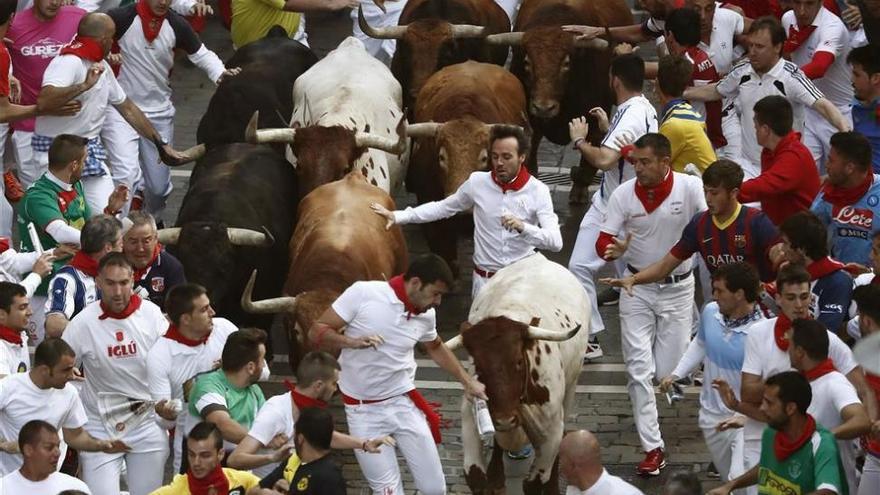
[97,393,181,438]
[27,222,43,255]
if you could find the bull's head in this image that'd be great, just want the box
[358,5,487,103]
[486,28,607,119]
[445,316,581,429]
[407,119,525,196]
[245,111,406,197]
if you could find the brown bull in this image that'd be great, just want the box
[404,61,527,274]
[241,172,407,367]
[485,0,633,200]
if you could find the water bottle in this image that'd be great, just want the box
[473,398,495,443]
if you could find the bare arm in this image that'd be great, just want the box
[228,435,286,469]
[308,308,383,353]
[832,403,871,440]
[204,410,250,444]
[812,98,851,132]
[605,24,654,44]
[45,313,69,339]
[62,427,128,453]
[113,98,163,142]
[847,367,878,422]
[0,98,37,124]
[683,83,723,102]
[575,142,621,171]
[36,62,103,114]
[423,337,486,400]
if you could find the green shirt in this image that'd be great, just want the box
[188,369,265,431]
[17,174,90,295]
[758,424,847,495]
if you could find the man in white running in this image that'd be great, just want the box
[309,254,486,495]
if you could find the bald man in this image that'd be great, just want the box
[559,430,644,494]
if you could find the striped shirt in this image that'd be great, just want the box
[658,98,717,173]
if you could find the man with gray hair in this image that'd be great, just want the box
[44,214,122,338]
[123,211,184,307]
[559,430,644,494]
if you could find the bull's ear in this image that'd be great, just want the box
[529,317,541,326]
[292,121,302,129]
[459,321,473,333]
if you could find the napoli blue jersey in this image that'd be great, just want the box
[812,175,880,266]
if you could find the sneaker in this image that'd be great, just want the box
[4,171,23,203]
[706,461,720,479]
[636,447,666,476]
[583,337,603,361]
[597,287,620,306]
[130,190,145,211]
[507,445,533,460]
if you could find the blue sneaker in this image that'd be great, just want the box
[507,445,533,460]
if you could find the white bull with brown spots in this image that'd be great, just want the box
[445,253,590,494]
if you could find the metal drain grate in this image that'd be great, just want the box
[537,172,571,186]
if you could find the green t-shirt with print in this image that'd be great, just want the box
[757,424,847,495]
[188,369,266,430]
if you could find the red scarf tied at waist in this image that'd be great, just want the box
[60,35,105,62]
[389,275,425,319]
[69,251,100,277]
[133,243,163,282]
[823,172,874,212]
[136,0,166,43]
[802,358,836,381]
[806,256,846,280]
[99,294,143,320]
[406,389,446,444]
[284,380,328,410]
[774,314,793,351]
[186,463,229,495]
[0,325,22,346]
[491,165,530,193]
[635,169,674,214]
[163,323,208,347]
[774,414,817,461]
[863,373,880,457]
[784,24,817,54]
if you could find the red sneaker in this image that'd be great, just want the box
[4,171,23,203]
[130,190,145,211]
[636,447,666,476]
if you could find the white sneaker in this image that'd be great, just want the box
[584,338,603,361]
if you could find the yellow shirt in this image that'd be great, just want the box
[149,468,260,495]
[231,0,300,48]
[658,99,717,174]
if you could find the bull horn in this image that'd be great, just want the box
[241,270,298,314]
[358,4,407,39]
[156,227,181,245]
[450,24,488,38]
[178,144,206,162]
[405,122,442,138]
[485,31,524,46]
[444,334,464,351]
[572,37,609,49]
[245,111,297,144]
[527,323,582,341]
[355,115,407,154]
[227,227,272,247]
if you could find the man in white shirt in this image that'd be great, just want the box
[0,282,32,376]
[0,420,91,494]
[0,338,128,475]
[62,251,176,495]
[684,16,849,178]
[372,125,561,298]
[146,283,238,473]
[308,254,486,495]
[597,133,707,476]
[789,318,870,494]
[559,429,644,495]
[567,53,659,360]
[35,12,192,214]
[781,0,854,172]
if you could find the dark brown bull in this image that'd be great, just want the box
[486,0,633,201]
[241,172,407,368]
[359,0,511,110]
[404,61,527,274]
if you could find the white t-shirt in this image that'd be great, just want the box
[809,370,861,432]
[716,58,824,177]
[781,7,853,110]
[0,334,28,376]
[594,95,659,212]
[244,393,293,477]
[565,469,644,494]
[63,298,168,451]
[740,317,857,440]
[700,5,746,76]
[35,56,126,139]
[601,172,707,275]
[0,373,86,475]
[0,470,91,494]
[334,281,438,400]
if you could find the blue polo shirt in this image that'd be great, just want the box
[853,97,880,173]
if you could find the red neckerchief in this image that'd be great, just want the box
[136,0,165,43]
[807,256,846,280]
[186,464,229,495]
[283,380,328,409]
[872,275,880,286]
[59,35,105,62]
[774,414,817,461]
[0,325,22,346]
[69,251,100,277]
[163,323,208,347]
[783,24,817,54]
[0,237,9,254]
[823,172,874,212]
[57,189,79,214]
[406,389,445,443]
[634,169,673,214]
[801,358,836,381]
[99,294,142,320]
[388,275,424,319]
[491,166,530,193]
[864,373,880,456]
[774,314,792,351]
[133,244,162,282]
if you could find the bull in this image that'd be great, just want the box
[241,171,407,368]
[404,61,528,273]
[445,253,589,494]
[485,0,633,201]
[358,0,511,110]
[159,143,298,350]
[196,26,318,149]
[245,36,408,196]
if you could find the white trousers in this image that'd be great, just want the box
[493,0,520,23]
[568,205,625,336]
[859,454,880,495]
[12,130,40,189]
[80,448,168,495]
[345,395,446,495]
[701,423,745,485]
[715,100,742,164]
[621,275,694,451]
[803,106,853,175]
[742,438,760,495]
[26,295,47,348]
[0,124,12,239]
[352,0,407,64]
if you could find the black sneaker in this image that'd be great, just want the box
[597,287,620,306]
[707,461,720,479]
